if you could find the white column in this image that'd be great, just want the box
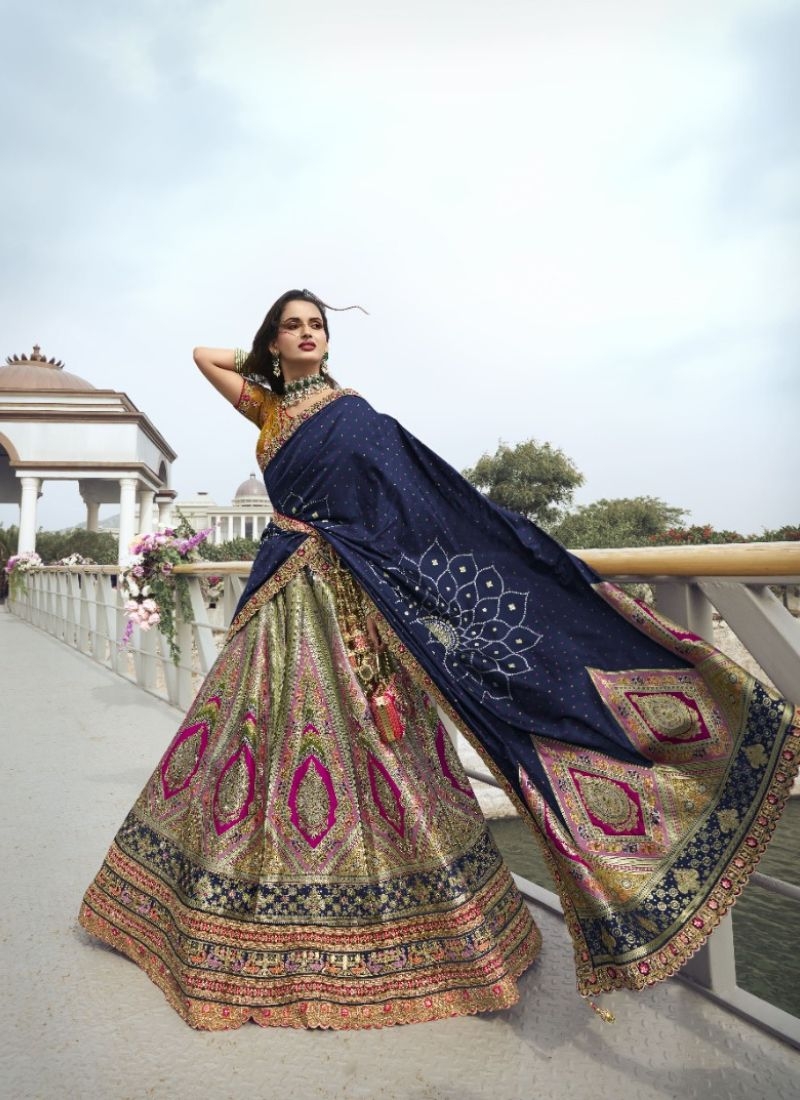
[156,498,174,529]
[118,479,138,562]
[85,499,100,532]
[137,489,155,534]
[17,476,41,553]
[227,515,234,541]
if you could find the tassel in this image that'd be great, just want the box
[370,678,406,743]
[588,1000,615,1023]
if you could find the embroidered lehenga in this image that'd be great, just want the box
[80,384,799,1031]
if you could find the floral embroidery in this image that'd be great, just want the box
[369,539,543,702]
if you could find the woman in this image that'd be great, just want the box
[80,289,799,1031]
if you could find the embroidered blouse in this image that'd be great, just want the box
[235,379,352,469]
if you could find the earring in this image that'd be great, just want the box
[320,351,329,376]
[271,353,281,378]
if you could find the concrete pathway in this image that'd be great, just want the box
[1,610,798,1100]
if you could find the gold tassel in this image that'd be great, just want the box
[588,999,615,1023]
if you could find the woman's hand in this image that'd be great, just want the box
[193,347,245,407]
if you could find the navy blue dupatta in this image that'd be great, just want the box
[235,393,690,809]
[231,390,799,997]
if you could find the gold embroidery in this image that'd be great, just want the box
[637,695,695,739]
[674,868,701,894]
[294,765,332,840]
[715,808,739,833]
[235,380,271,426]
[745,744,768,768]
[215,749,252,821]
[576,775,640,831]
[163,733,202,791]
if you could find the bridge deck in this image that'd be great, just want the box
[2,609,797,1100]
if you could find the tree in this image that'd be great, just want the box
[759,524,800,542]
[551,496,687,549]
[34,528,118,564]
[652,524,747,546]
[201,537,260,562]
[462,440,584,527]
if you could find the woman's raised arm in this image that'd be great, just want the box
[193,346,245,407]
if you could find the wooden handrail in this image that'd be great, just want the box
[30,542,800,580]
[576,542,800,578]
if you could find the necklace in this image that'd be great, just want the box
[280,373,329,408]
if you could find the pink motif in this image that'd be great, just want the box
[212,742,256,835]
[367,754,406,837]
[636,603,703,643]
[569,768,646,837]
[161,721,209,799]
[288,754,338,848]
[626,691,710,745]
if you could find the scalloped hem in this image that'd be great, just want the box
[78,906,541,1031]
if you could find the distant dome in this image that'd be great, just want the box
[235,473,268,500]
[0,345,95,392]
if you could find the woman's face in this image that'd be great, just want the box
[270,300,328,371]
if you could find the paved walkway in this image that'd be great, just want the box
[1,609,798,1100]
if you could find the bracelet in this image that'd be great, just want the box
[233,347,249,375]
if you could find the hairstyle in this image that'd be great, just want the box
[244,289,334,396]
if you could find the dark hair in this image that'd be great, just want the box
[244,289,335,396]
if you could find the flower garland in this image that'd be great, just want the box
[119,522,211,664]
[57,553,96,567]
[4,551,42,597]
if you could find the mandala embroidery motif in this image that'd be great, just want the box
[370,538,543,701]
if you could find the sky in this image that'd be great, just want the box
[1,0,798,535]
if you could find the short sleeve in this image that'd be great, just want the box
[235,380,270,427]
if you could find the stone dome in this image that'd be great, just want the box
[0,345,95,391]
[234,473,268,500]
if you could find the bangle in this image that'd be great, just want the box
[233,347,249,375]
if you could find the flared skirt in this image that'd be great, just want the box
[79,561,541,1029]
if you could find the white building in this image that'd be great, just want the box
[0,346,176,561]
[177,473,273,545]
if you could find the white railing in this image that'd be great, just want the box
[6,562,250,710]
[7,542,800,1046]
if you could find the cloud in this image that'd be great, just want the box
[0,0,797,536]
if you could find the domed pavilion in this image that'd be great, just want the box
[0,345,176,561]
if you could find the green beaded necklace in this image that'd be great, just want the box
[280,373,329,407]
